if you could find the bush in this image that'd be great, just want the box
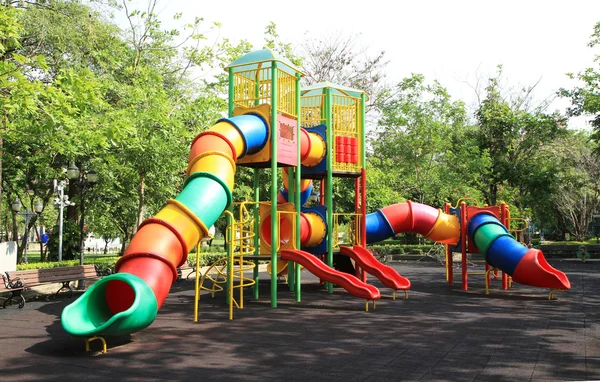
[367,243,439,256]
[17,256,120,272]
[46,221,81,261]
[187,251,227,268]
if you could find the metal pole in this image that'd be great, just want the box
[77,182,87,289]
[58,183,64,262]
[23,209,30,263]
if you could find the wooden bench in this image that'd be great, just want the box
[1,264,100,308]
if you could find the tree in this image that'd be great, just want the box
[560,21,600,149]
[538,131,600,241]
[299,31,388,118]
[369,74,480,207]
[476,69,566,206]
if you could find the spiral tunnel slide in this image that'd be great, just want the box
[468,213,570,290]
[365,200,570,290]
[62,113,272,336]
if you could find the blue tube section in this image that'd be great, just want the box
[300,183,313,205]
[279,183,314,206]
[467,213,508,238]
[486,235,528,274]
[219,114,269,156]
[365,210,394,244]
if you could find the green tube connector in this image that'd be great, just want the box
[61,273,158,337]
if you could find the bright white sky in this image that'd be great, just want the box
[148,0,600,129]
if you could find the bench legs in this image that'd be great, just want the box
[56,281,74,298]
[2,290,26,309]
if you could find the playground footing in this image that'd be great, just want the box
[1,259,600,381]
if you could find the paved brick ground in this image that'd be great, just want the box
[1,259,599,381]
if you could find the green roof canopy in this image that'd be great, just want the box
[225,49,304,77]
[301,81,369,101]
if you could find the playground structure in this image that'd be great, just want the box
[440,200,571,297]
[60,49,571,340]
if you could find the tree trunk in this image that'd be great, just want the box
[489,183,498,206]
[134,174,145,234]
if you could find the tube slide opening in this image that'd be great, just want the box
[106,279,135,314]
[261,214,294,247]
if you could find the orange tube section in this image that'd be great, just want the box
[109,121,244,310]
[376,201,460,246]
[300,129,326,167]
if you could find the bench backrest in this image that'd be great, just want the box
[6,264,99,287]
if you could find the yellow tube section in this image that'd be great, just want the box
[424,211,461,245]
[301,212,327,247]
[301,130,326,167]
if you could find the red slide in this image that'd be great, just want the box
[281,249,380,300]
[340,245,411,292]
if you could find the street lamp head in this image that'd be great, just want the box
[11,198,21,212]
[86,169,98,184]
[67,163,80,180]
[34,200,43,213]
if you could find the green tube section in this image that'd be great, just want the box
[472,223,512,260]
[176,172,233,228]
[61,273,158,337]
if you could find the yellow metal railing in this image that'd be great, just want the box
[194,210,257,321]
[507,218,528,243]
[332,213,362,248]
[232,67,297,116]
[301,94,326,127]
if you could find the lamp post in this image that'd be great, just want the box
[67,164,98,289]
[53,180,73,262]
[11,198,43,263]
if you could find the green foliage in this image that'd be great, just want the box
[367,243,439,256]
[560,21,600,148]
[187,251,227,268]
[16,256,119,271]
[369,74,480,207]
[47,221,81,261]
[476,68,566,207]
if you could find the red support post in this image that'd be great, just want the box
[461,202,468,291]
[500,202,509,290]
[444,203,453,286]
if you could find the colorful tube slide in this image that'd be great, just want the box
[365,200,570,290]
[340,245,411,291]
[468,213,571,290]
[281,249,380,300]
[366,200,460,245]
[61,113,270,336]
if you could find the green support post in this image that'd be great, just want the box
[253,66,261,299]
[270,62,279,307]
[325,87,334,294]
[228,68,234,116]
[295,72,302,302]
[226,68,234,301]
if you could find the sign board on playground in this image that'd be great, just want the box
[0,241,17,273]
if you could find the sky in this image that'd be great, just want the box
[147,0,600,129]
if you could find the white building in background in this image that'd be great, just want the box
[83,234,121,253]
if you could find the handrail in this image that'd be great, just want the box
[453,198,479,209]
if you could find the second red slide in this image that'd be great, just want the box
[281,249,380,300]
[340,245,411,292]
